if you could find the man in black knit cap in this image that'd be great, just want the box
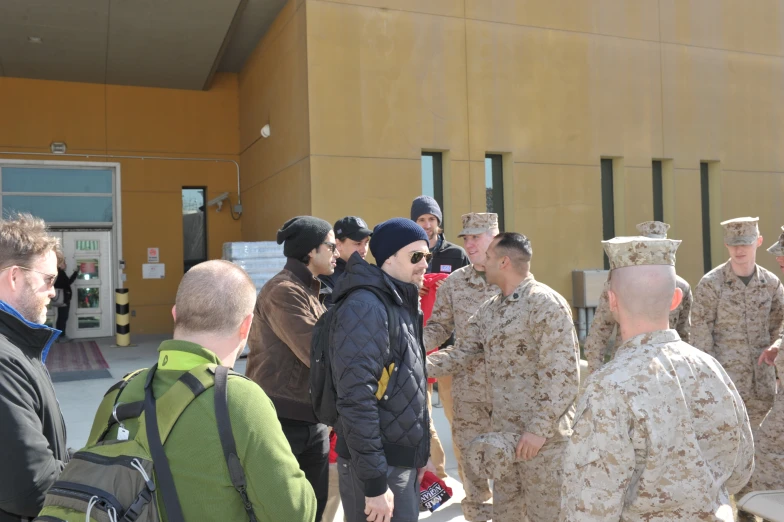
[247,215,338,522]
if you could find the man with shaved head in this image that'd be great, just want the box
[584,221,692,375]
[561,237,754,521]
[83,260,317,521]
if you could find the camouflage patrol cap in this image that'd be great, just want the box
[767,226,784,256]
[636,221,670,239]
[602,236,681,270]
[721,217,759,246]
[464,432,518,480]
[458,213,499,237]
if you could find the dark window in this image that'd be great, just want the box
[601,159,615,269]
[485,155,505,232]
[652,160,664,222]
[421,153,444,213]
[700,163,712,273]
[182,187,207,273]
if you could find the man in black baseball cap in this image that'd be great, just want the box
[320,216,373,308]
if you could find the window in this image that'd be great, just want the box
[601,159,615,270]
[700,163,712,273]
[652,160,664,222]
[182,188,207,273]
[421,153,443,213]
[0,167,114,224]
[485,155,505,232]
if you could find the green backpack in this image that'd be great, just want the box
[35,363,258,522]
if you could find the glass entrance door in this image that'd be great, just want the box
[61,231,113,338]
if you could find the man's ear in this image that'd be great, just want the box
[171,305,177,322]
[670,287,683,312]
[239,313,253,340]
[757,236,764,247]
[608,288,619,314]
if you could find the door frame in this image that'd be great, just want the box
[0,159,124,335]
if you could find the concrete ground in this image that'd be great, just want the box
[55,335,471,522]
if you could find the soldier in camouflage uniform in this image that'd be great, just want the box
[584,221,693,375]
[743,228,784,504]
[428,233,580,522]
[691,217,784,431]
[423,212,500,522]
[561,236,754,522]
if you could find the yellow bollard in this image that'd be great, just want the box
[115,289,130,347]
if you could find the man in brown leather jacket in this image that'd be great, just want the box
[247,215,338,522]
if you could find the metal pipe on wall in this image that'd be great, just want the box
[577,307,587,343]
[586,307,595,334]
[0,151,243,210]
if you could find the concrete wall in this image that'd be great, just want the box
[0,73,241,333]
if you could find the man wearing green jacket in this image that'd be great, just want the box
[98,260,316,521]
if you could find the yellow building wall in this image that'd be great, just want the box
[239,0,312,241]
[291,0,784,301]
[0,73,241,334]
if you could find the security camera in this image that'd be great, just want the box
[206,192,230,212]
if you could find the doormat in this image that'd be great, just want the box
[45,340,113,382]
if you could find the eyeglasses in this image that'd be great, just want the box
[0,266,57,288]
[408,251,433,264]
[322,242,338,254]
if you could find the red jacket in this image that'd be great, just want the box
[421,273,449,384]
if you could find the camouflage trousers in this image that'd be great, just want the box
[493,440,566,522]
[738,403,775,502]
[452,401,494,521]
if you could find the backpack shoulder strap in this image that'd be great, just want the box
[143,363,186,522]
[87,368,146,445]
[214,365,258,522]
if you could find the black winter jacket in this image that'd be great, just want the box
[0,302,68,522]
[331,255,430,497]
[428,234,469,276]
[318,257,347,308]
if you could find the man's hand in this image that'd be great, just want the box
[365,489,394,522]
[759,346,780,366]
[417,458,437,483]
[419,285,430,297]
[515,432,546,461]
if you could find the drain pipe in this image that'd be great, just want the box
[576,307,587,343]
[0,151,242,211]
[586,307,595,335]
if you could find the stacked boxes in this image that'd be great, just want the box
[222,242,286,294]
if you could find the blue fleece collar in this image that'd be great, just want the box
[0,301,61,362]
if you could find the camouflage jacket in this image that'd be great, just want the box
[562,330,754,522]
[427,273,579,441]
[423,265,499,403]
[584,275,692,375]
[756,351,784,455]
[691,261,784,411]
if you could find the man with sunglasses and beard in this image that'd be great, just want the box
[247,215,339,522]
[330,218,435,522]
[0,213,68,522]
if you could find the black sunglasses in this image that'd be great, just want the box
[322,242,338,254]
[408,251,433,264]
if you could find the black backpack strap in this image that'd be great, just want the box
[214,366,258,522]
[143,364,186,522]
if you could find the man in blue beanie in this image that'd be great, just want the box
[330,217,435,522]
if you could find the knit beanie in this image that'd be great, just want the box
[276,216,333,260]
[370,218,429,267]
[410,195,443,225]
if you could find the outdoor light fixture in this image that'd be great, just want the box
[50,142,67,154]
[28,36,42,44]
[261,124,271,138]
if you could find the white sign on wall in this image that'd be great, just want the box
[143,264,165,279]
[147,247,160,263]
